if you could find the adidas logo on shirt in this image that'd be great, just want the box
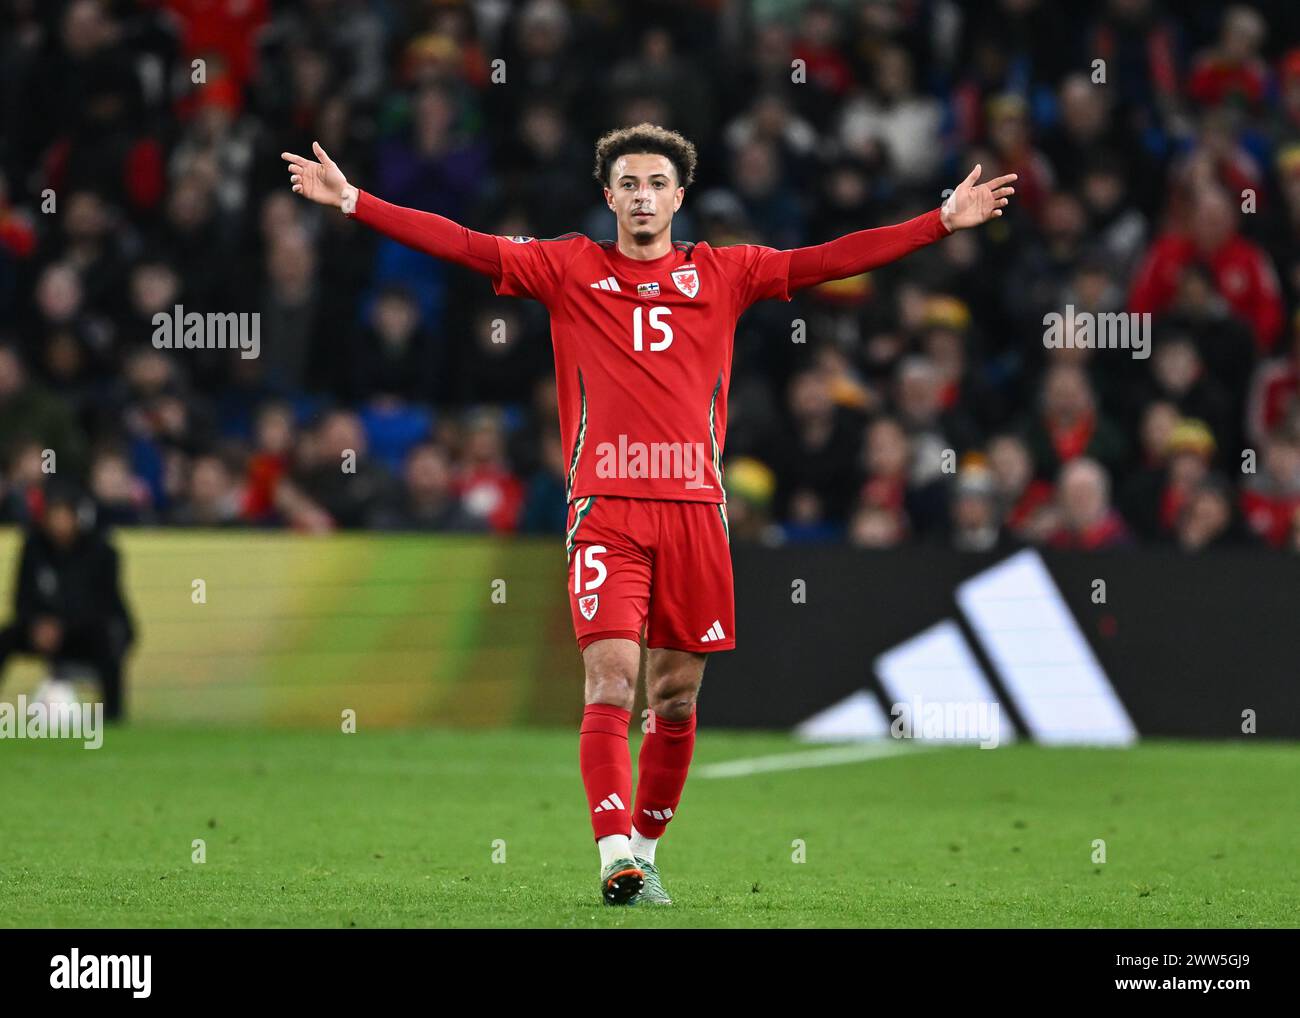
[700,620,726,643]
[590,276,621,292]
[592,792,626,814]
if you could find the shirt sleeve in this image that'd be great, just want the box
[492,235,575,303]
[714,244,794,312]
[347,189,502,277]
[785,208,950,292]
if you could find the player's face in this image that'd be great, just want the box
[604,153,683,242]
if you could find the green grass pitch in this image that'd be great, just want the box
[1,727,1295,927]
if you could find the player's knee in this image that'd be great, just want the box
[646,679,699,722]
[584,667,637,710]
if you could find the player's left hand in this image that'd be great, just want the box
[940,164,1017,232]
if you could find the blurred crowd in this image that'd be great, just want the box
[1,0,1299,553]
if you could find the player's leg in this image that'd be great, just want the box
[637,649,705,846]
[629,648,705,904]
[633,501,735,903]
[580,637,643,903]
[568,496,653,904]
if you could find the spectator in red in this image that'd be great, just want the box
[1187,5,1270,109]
[1022,363,1129,480]
[1156,263,1257,429]
[241,402,296,522]
[39,3,166,215]
[2,441,55,525]
[856,416,914,541]
[988,433,1054,543]
[0,177,37,262]
[160,0,269,98]
[1245,311,1300,445]
[1129,187,1285,354]
[862,408,949,539]
[1156,419,1217,536]
[454,409,524,534]
[1047,458,1132,551]
[792,2,856,102]
[1240,424,1300,547]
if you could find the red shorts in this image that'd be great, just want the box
[565,496,735,654]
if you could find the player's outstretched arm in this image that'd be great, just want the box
[280,142,501,277]
[785,164,1015,292]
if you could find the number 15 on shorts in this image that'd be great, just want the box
[574,545,606,621]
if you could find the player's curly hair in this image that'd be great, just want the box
[593,123,698,190]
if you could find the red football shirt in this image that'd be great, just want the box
[492,234,792,504]
[349,188,949,505]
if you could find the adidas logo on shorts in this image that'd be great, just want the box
[699,620,726,643]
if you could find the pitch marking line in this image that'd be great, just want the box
[695,740,939,779]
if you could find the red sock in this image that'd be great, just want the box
[632,707,697,840]
[579,704,632,842]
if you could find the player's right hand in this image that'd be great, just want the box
[281,141,351,209]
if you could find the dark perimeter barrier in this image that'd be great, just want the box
[711,545,1299,741]
[0,530,1293,738]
